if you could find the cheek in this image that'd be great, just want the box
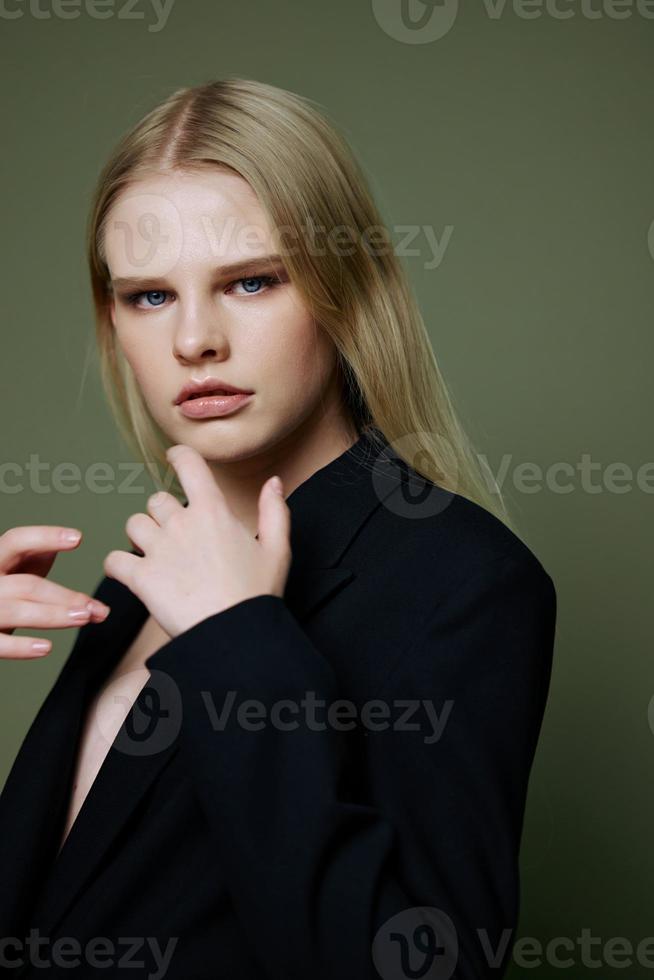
[114,322,141,363]
[115,328,162,397]
[249,314,334,393]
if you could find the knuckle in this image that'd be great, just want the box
[9,601,25,626]
[18,574,39,597]
[125,513,148,539]
[166,510,186,534]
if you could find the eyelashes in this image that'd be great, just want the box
[125,289,168,309]
[123,274,283,310]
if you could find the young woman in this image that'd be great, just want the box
[0,78,557,980]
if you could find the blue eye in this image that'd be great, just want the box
[122,273,282,310]
[125,290,169,309]
[231,275,279,295]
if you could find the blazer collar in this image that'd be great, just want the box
[286,424,398,568]
[0,425,404,947]
[281,424,402,619]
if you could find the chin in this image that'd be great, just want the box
[178,428,268,463]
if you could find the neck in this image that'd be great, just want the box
[199,412,360,538]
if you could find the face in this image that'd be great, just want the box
[103,167,345,470]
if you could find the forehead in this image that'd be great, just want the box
[103,168,275,279]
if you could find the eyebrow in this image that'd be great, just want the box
[109,254,285,291]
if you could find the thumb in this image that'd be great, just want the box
[257,475,291,556]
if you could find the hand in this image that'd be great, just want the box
[103,443,292,639]
[0,525,112,659]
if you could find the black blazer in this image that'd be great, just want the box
[0,428,557,979]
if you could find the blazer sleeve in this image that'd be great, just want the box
[144,551,557,980]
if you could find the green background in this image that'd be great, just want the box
[1,1,652,975]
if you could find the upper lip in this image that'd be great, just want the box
[174,378,254,405]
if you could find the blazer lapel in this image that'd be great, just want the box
[19,579,180,942]
[4,426,404,941]
[0,641,88,944]
[0,576,153,942]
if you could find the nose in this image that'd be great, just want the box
[172,295,230,363]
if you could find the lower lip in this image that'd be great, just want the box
[178,393,253,419]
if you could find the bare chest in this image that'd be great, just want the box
[57,614,171,854]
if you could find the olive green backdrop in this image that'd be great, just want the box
[1,1,652,976]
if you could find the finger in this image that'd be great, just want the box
[0,597,97,632]
[257,476,291,560]
[165,444,222,510]
[146,490,184,524]
[124,512,159,555]
[0,573,110,616]
[0,525,82,574]
[103,550,141,590]
[0,633,53,659]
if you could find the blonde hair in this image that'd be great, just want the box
[86,76,515,531]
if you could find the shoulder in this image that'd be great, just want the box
[361,479,558,703]
[367,475,556,604]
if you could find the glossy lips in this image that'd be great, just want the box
[174,377,254,419]
[178,392,253,419]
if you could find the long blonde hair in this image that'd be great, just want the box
[86,76,514,531]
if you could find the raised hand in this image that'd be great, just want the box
[103,444,292,639]
[0,526,111,659]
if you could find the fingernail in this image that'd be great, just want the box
[90,601,111,618]
[270,476,284,495]
[61,529,81,543]
[68,605,91,620]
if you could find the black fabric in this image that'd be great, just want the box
[0,427,557,979]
